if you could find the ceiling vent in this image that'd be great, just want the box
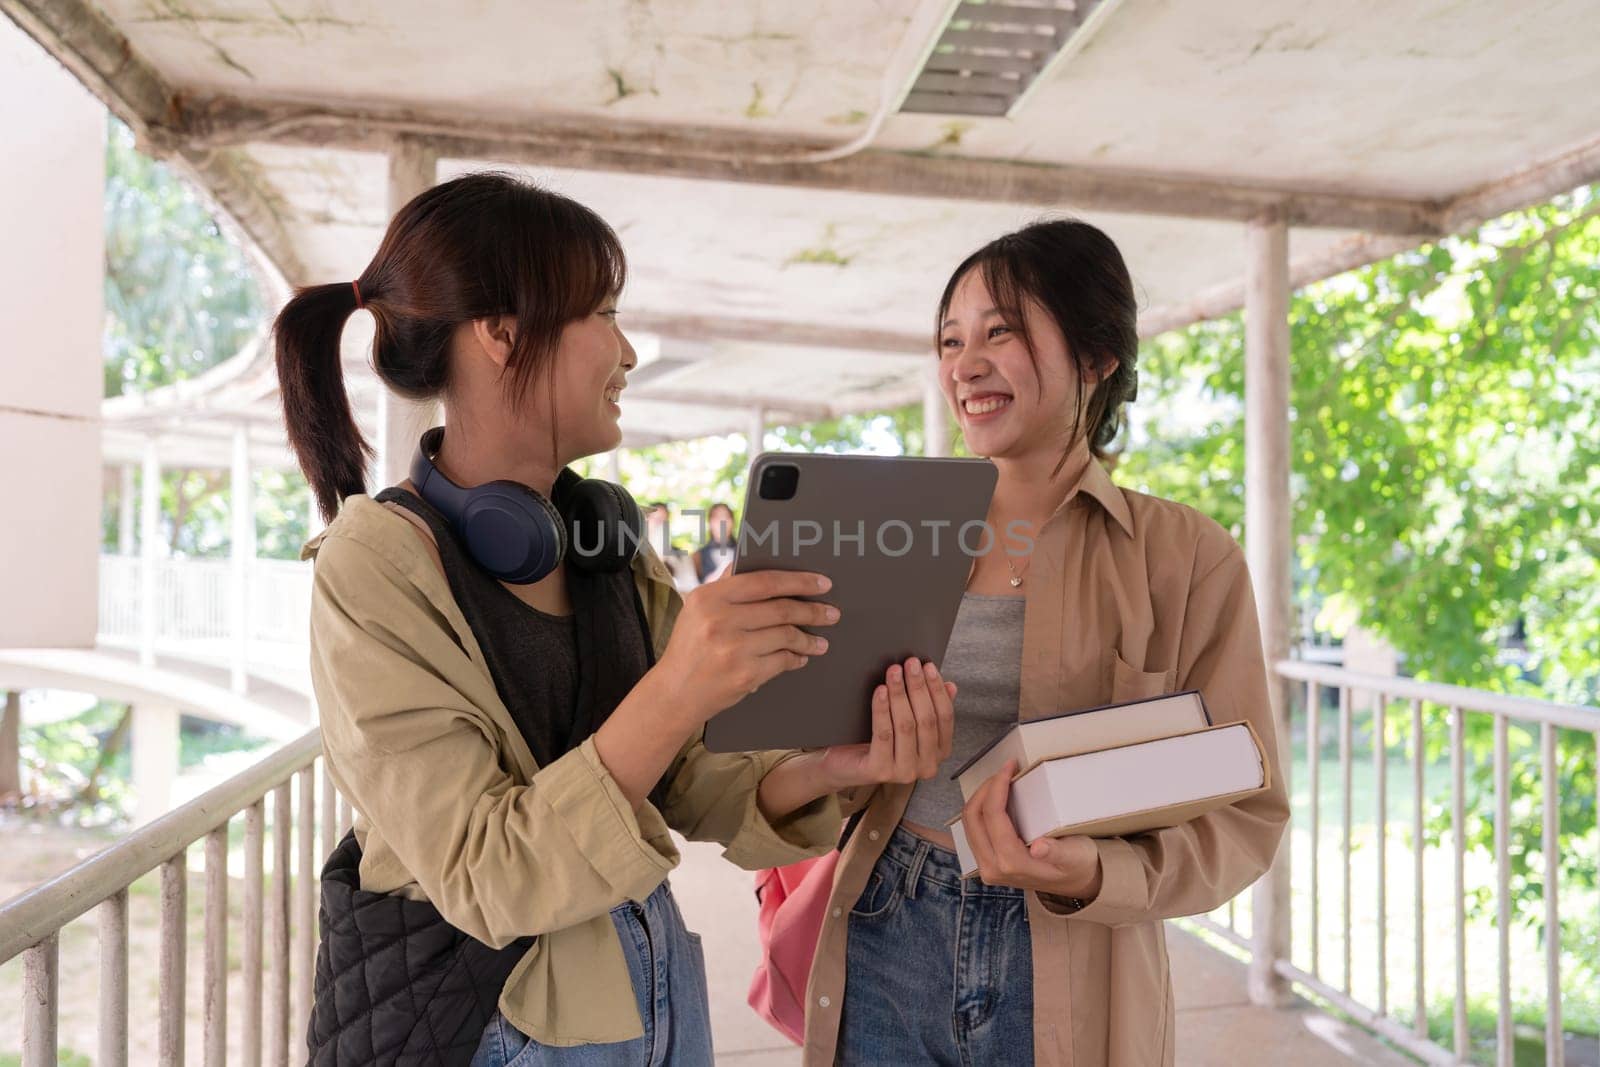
[899,0,1115,117]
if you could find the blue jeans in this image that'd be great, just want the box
[838,825,1035,1066]
[470,881,712,1066]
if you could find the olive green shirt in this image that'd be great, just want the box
[302,495,841,1046]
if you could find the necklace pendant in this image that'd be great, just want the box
[1009,576,1023,587]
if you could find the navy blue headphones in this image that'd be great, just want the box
[409,427,642,584]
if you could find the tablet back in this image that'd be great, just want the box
[702,452,998,753]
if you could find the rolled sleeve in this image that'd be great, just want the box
[721,757,843,869]
[659,740,843,870]
[552,737,680,900]
[1045,837,1148,922]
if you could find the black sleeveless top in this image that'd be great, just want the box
[374,484,654,768]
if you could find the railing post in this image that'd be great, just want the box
[205,827,229,1067]
[296,767,317,1038]
[1493,715,1512,1067]
[244,798,265,1067]
[99,889,129,1067]
[160,852,188,1065]
[1541,723,1563,1067]
[22,932,59,1067]
[1245,209,1293,1006]
[270,781,293,1067]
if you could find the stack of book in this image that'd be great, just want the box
[945,690,1269,877]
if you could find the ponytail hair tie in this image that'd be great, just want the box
[352,280,365,309]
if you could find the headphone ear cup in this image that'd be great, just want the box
[564,479,642,573]
[457,481,567,584]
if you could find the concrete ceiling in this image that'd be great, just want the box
[7,0,1598,451]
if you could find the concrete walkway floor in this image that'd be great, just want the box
[670,836,1414,1066]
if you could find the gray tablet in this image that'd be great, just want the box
[702,452,998,753]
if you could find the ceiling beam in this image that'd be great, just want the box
[180,95,1446,236]
[628,389,834,421]
[1438,132,1600,235]
[1138,232,1423,339]
[622,311,930,355]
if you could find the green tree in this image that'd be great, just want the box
[1117,186,1600,960]
[100,117,293,557]
[102,119,263,398]
[1120,188,1599,700]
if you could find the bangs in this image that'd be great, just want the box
[501,183,629,401]
[936,238,1043,356]
[974,243,1043,356]
[552,203,628,320]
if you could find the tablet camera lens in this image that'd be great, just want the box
[758,463,800,501]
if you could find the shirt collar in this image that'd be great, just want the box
[1047,454,1134,537]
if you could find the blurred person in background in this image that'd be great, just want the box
[646,500,698,593]
[694,501,738,582]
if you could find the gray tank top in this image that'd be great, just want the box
[904,593,1026,829]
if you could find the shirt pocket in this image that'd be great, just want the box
[1108,650,1177,703]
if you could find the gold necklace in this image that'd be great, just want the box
[1004,553,1030,588]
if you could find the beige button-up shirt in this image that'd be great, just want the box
[303,496,842,1048]
[803,459,1291,1066]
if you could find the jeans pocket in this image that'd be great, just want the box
[848,868,903,920]
[471,1011,534,1067]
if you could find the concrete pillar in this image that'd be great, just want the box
[0,15,104,650]
[118,464,137,556]
[131,703,179,826]
[139,439,161,668]
[0,690,20,797]
[923,364,951,457]
[1245,213,1294,1007]
[230,425,255,695]
[748,407,767,462]
[376,138,441,488]
[1344,626,1398,718]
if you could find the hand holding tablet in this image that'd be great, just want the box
[653,567,840,724]
[703,452,997,753]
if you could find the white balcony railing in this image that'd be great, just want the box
[2,729,340,1067]
[5,649,1596,1064]
[97,554,313,681]
[1190,662,1600,1067]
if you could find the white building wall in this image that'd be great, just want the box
[0,18,106,648]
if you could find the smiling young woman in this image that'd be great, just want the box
[801,221,1290,1067]
[273,172,956,1066]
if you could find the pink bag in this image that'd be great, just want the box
[747,852,840,1045]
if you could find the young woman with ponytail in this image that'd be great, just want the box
[278,172,955,1066]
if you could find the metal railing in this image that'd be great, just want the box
[1187,661,1600,1067]
[1,728,347,1067]
[7,657,1596,1065]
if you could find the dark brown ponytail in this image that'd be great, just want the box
[273,172,627,524]
[274,282,370,523]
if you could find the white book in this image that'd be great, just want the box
[952,690,1210,801]
[949,721,1268,878]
